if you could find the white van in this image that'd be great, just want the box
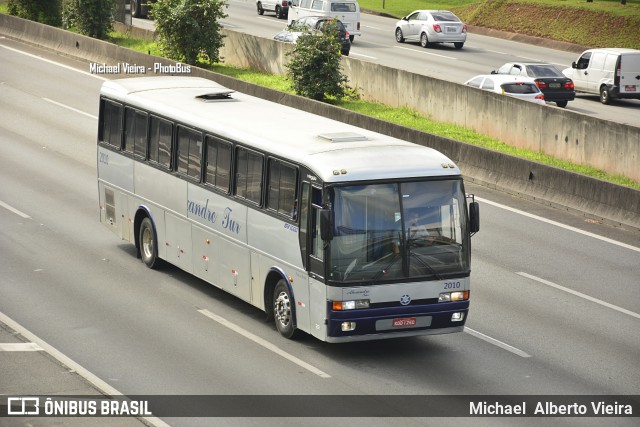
[562,48,640,104]
[287,0,361,41]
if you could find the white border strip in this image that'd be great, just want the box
[476,197,640,253]
[0,312,171,427]
[0,343,43,351]
[198,309,331,378]
[517,272,640,320]
[464,327,532,358]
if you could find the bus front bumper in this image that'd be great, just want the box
[325,300,469,341]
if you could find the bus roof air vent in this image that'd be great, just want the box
[196,90,235,102]
[318,132,369,142]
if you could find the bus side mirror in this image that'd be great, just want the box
[320,209,334,241]
[469,201,479,234]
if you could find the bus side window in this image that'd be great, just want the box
[149,116,173,170]
[101,99,123,149]
[235,147,264,205]
[124,107,148,158]
[267,158,298,218]
[205,135,232,193]
[310,187,323,260]
[177,126,203,181]
[299,183,310,268]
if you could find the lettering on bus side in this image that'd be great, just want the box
[187,199,240,235]
[221,207,240,234]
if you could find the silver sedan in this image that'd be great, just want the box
[395,10,467,49]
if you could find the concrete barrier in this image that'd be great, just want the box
[1,14,638,231]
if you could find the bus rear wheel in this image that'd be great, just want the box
[139,217,160,269]
[273,280,300,339]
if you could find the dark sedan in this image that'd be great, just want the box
[291,16,351,56]
[491,62,575,107]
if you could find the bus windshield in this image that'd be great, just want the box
[328,179,470,282]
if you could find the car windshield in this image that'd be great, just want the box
[327,180,471,283]
[501,82,538,94]
[526,64,562,78]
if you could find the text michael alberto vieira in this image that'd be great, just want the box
[470,400,633,416]
[89,62,192,74]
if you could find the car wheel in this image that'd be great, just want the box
[349,35,354,42]
[273,280,300,339]
[454,42,464,49]
[556,100,568,108]
[420,32,430,48]
[276,5,283,19]
[395,28,404,43]
[257,2,264,15]
[599,86,611,104]
[139,217,160,269]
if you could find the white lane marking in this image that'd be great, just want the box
[0,43,107,80]
[42,98,98,120]
[464,327,532,358]
[0,200,31,219]
[0,343,43,351]
[350,52,377,59]
[393,45,457,60]
[476,197,640,253]
[198,308,331,378]
[517,272,640,320]
[483,49,510,55]
[0,311,171,427]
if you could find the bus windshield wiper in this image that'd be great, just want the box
[409,252,443,280]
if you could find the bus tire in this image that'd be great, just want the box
[139,217,160,269]
[273,280,300,339]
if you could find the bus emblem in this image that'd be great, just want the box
[400,294,411,305]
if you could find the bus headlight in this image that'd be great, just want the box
[332,299,370,310]
[438,291,469,302]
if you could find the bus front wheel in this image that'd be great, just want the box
[273,280,300,339]
[139,217,160,269]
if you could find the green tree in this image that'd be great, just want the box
[151,0,228,65]
[8,0,63,26]
[285,22,349,102]
[76,0,114,39]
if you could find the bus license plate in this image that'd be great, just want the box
[624,85,637,92]
[393,317,417,327]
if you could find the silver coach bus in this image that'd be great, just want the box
[97,77,479,342]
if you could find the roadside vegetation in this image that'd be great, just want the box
[1,0,638,189]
